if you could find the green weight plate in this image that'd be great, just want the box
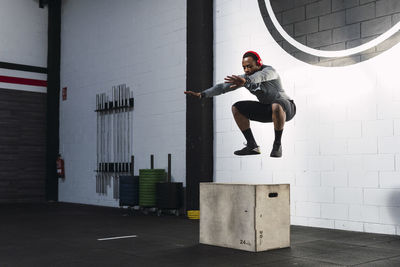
[139,192,156,196]
[139,177,165,180]
[139,195,156,198]
[139,184,160,187]
[139,193,156,196]
[140,185,161,188]
[140,199,156,202]
[139,170,165,174]
[139,197,155,199]
[139,179,166,182]
[139,185,156,188]
[140,174,166,176]
[140,180,165,183]
[139,197,156,200]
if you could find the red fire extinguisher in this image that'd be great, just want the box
[56,154,65,178]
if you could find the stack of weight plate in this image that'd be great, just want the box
[119,176,139,206]
[156,182,183,209]
[139,169,166,207]
[187,210,200,220]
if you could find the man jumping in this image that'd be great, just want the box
[185,51,296,157]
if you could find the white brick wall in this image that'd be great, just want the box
[364,189,400,206]
[291,186,308,202]
[335,188,363,204]
[335,220,364,232]
[308,187,334,203]
[308,156,334,171]
[396,155,400,171]
[364,155,395,171]
[309,218,334,229]
[320,139,347,155]
[334,155,364,171]
[321,171,348,187]
[273,171,295,184]
[364,223,396,235]
[296,171,320,186]
[59,0,186,206]
[378,136,400,153]
[380,207,400,225]
[334,121,362,139]
[291,216,308,226]
[349,205,380,223]
[395,119,400,135]
[348,101,377,121]
[295,140,319,155]
[377,103,400,120]
[296,202,321,217]
[348,137,377,154]
[379,172,400,188]
[321,203,348,220]
[348,171,379,188]
[214,0,400,235]
[363,120,394,137]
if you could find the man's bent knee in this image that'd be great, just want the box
[232,104,240,115]
[272,103,284,114]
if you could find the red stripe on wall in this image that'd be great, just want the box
[0,75,47,87]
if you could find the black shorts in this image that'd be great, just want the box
[233,99,296,123]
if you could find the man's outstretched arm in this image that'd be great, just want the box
[185,81,240,98]
[184,91,202,98]
[225,68,278,90]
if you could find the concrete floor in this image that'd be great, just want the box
[1,203,400,267]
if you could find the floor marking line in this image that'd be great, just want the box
[97,235,137,241]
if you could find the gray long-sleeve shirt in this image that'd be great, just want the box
[202,65,291,104]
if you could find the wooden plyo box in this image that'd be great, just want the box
[199,183,290,252]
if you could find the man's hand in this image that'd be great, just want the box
[184,91,202,98]
[224,75,246,88]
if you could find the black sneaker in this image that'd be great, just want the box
[270,143,282,158]
[234,144,261,156]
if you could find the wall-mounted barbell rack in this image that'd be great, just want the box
[95,83,134,199]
